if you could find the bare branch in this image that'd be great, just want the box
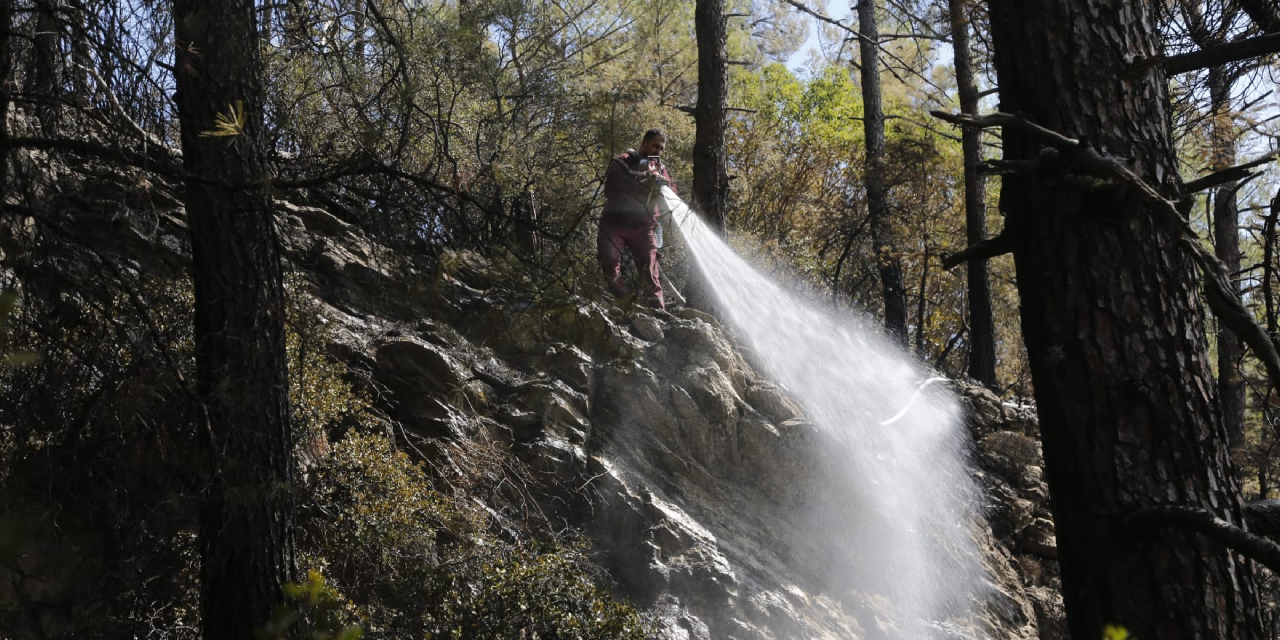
[1155,32,1280,75]
[1126,505,1280,574]
[76,61,180,158]
[1183,152,1278,194]
[1246,500,1280,537]
[942,232,1013,269]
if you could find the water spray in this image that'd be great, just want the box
[655,185,983,631]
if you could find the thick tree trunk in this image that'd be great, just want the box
[988,0,1262,637]
[1208,68,1245,449]
[947,0,995,386]
[171,0,298,637]
[694,0,728,232]
[857,0,907,344]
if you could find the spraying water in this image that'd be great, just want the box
[659,187,983,631]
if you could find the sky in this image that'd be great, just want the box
[785,0,854,72]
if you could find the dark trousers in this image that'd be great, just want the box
[597,220,664,309]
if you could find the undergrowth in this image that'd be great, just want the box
[0,273,648,639]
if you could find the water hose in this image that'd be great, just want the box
[879,376,948,425]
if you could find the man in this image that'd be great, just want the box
[598,128,676,309]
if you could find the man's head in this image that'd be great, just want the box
[638,128,667,157]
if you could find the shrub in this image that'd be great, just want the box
[306,432,650,639]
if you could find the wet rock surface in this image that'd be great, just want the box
[296,236,1066,638]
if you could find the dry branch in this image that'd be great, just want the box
[942,232,1013,269]
[1156,32,1280,74]
[1183,152,1278,194]
[1246,500,1280,537]
[1126,505,1280,573]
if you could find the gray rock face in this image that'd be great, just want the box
[0,118,1064,639]
[297,238,1065,639]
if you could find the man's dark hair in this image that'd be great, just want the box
[642,128,667,142]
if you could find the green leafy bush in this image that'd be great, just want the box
[306,432,650,639]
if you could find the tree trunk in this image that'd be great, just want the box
[1,0,12,216]
[1208,67,1245,450]
[352,0,367,59]
[68,0,91,102]
[26,0,61,132]
[284,0,308,51]
[988,0,1263,637]
[947,0,996,386]
[694,0,728,232]
[171,0,298,637]
[915,246,930,356]
[857,0,907,344]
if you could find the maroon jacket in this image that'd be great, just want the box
[601,151,676,228]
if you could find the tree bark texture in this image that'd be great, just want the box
[694,0,728,232]
[1208,68,1245,449]
[171,0,298,637]
[2,0,12,216]
[69,0,90,101]
[988,0,1262,637]
[947,0,996,387]
[26,0,61,131]
[857,0,907,344]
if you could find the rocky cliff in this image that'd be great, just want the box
[273,197,1066,637]
[0,121,1064,638]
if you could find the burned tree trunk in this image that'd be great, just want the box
[947,0,996,386]
[694,0,728,232]
[857,0,907,343]
[988,0,1263,636]
[171,0,297,637]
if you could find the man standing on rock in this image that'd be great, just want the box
[598,128,676,309]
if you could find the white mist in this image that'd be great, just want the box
[661,187,983,633]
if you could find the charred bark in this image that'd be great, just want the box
[987,0,1263,637]
[171,0,298,637]
[947,0,996,387]
[857,0,907,343]
[694,0,728,232]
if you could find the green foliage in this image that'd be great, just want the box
[426,539,648,639]
[1103,624,1130,640]
[306,432,649,639]
[285,274,376,454]
[259,569,365,640]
